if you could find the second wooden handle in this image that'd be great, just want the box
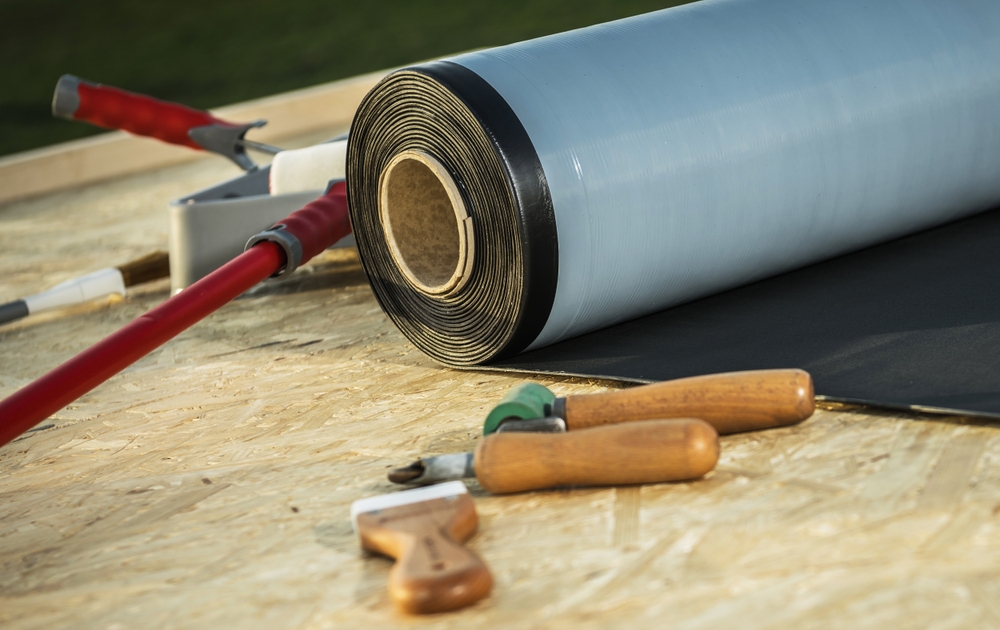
[563,369,814,434]
[358,494,493,614]
[474,418,719,494]
[388,524,492,614]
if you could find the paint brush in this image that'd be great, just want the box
[0,184,350,448]
[351,481,493,614]
[0,250,170,326]
[389,419,719,494]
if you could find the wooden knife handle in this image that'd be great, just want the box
[357,494,493,614]
[562,369,814,434]
[474,418,718,494]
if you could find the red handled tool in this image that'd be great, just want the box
[0,182,351,448]
[52,75,282,170]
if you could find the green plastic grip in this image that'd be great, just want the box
[482,382,556,435]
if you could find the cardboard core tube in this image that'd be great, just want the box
[379,151,474,295]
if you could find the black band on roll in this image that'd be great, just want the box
[347,60,558,366]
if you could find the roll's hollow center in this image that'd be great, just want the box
[379,151,474,295]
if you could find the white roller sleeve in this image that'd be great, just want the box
[23,268,126,314]
[269,140,348,195]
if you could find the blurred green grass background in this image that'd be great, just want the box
[1,0,693,157]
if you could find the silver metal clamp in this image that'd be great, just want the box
[245,224,303,278]
[188,120,267,171]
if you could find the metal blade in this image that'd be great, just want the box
[188,120,268,171]
[236,138,283,155]
[387,452,474,485]
[495,416,567,433]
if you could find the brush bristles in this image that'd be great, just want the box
[350,481,468,532]
[116,250,170,287]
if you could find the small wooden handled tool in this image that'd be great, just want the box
[483,369,815,435]
[351,482,493,614]
[390,418,719,494]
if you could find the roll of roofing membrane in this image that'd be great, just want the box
[347,0,1000,368]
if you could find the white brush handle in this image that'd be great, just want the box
[23,268,126,314]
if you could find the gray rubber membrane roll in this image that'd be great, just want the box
[348,0,1000,368]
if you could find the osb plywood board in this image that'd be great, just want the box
[2,130,1000,629]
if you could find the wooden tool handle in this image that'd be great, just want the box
[474,418,718,494]
[356,494,493,614]
[562,369,814,434]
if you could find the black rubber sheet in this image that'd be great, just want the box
[491,206,1000,418]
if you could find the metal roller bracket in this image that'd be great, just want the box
[168,165,354,293]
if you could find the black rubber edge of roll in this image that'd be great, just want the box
[346,60,558,365]
[424,61,558,360]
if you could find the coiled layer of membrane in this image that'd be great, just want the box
[348,0,1000,368]
[347,63,557,366]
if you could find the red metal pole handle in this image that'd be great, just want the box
[0,183,351,449]
[52,74,236,150]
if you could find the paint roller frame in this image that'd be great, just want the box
[169,145,355,292]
